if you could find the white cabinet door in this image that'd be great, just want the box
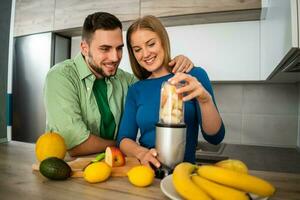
[167,21,260,81]
[260,0,297,80]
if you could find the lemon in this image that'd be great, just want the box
[35,132,67,162]
[83,162,112,183]
[215,159,248,174]
[127,165,155,187]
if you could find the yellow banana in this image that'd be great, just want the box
[215,159,248,174]
[192,175,249,200]
[172,162,212,200]
[197,165,275,197]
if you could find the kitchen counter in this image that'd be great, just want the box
[0,141,300,200]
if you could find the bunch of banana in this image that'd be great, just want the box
[172,163,212,200]
[172,160,276,200]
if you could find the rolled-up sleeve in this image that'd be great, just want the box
[44,70,89,149]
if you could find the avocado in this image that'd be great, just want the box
[39,157,71,180]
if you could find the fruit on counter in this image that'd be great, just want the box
[215,159,249,174]
[104,146,126,167]
[35,132,66,162]
[197,165,276,197]
[83,162,112,183]
[92,152,106,163]
[172,163,212,200]
[127,165,155,187]
[191,175,249,200]
[39,157,71,180]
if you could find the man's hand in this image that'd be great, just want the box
[169,55,194,73]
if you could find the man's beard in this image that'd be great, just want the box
[87,52,117,78]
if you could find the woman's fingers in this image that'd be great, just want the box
[168,73,212,102]
[169,72,189,85]
[140,149,160,168]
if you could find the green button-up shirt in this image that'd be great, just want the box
[44,53,137,149]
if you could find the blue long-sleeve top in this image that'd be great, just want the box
[117,67,225,163]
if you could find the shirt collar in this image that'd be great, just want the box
[74,52,94,80]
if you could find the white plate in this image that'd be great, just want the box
[160,175,268,200]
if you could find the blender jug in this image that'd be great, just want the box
[155,81,186,171]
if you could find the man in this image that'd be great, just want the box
[44,12,193,157]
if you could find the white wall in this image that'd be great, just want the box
[71,21,260,81]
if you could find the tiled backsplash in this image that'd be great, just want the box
[298,83,300,148]
[198,83,299,148]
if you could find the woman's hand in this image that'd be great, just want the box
[137,148,161,168]
[169,55,194,73]
[169,72,212,104]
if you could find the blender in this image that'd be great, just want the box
[155,81,186,178]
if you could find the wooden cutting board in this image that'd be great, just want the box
[32,156,140,178]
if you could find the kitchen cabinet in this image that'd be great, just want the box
[141,0,262,26]
[14,0,55,36]
[14,0,263,37]
[260,0,300,82]
[54,0,140,31]
[167,21,260,81]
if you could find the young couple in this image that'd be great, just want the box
[44,12,225,169]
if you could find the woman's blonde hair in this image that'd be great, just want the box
[126,15,171,80]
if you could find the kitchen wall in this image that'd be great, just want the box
[71,21,299,148]
[211,83,298,147]
[0,0,13,142]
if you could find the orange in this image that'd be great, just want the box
[35,132,67,162]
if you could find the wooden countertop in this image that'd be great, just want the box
[0,141,300,200]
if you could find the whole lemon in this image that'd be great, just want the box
[127,165,155,187]
[35,132,67,162]
[215,159,248,174]
[83,162,112,183]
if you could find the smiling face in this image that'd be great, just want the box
[81,28,124,78]
[130,29,169,78]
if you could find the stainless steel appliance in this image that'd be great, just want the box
[12,32,70,143]
[155,82,186,173]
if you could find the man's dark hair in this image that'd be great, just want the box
[82,12,122,44]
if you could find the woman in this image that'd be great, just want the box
[117,16,225,168]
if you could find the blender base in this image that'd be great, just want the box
[151,163,174,179]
